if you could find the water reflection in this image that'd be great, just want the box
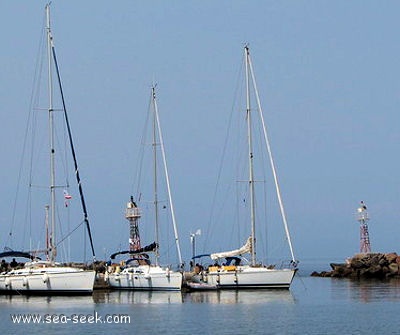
[331,277,400,303]
[183,289,295,304]
[93,290,184,304]
[0,289,294,306]
[0,294,95,308]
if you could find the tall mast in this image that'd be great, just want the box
[46,3,56,262]
[245,46,257,266]
[151,87,160,265]
[152,86,183,267]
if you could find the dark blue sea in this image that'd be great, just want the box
[2,261,399,335]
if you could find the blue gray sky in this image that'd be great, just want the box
[1,1,400,267]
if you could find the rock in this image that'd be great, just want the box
[330,263,346,271]
[388,263,399,275]
[385,253,398,263]
[366,264,382,276]
[332,266,352,278]
[370,254,381,266]
[381,266,389,275]
[379,256,389,266]
[313,252,400,279]
[350,258,365,269]
[311,270,333,277]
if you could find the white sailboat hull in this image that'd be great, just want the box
[205,266,296,289]
[0,266,95,295]
[108,265,182,291]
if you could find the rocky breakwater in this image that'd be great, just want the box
[312,253,400,279]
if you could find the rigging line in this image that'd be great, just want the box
[53,107,71,186]
[46,114,71,193]
[54,195,69,262]
[262,173,269,263]
[204,51,246,254]
[7,17,47,249]
[247,51,296,263]
[56,220,85,247]
[133,91,152,199]
[51,45,96,261]
[153,86,183,266]
[235,111,249,246]
[8,108,32,249]
[252,107,270,262]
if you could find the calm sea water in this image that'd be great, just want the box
[2,263,400,335]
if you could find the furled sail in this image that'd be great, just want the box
[109,242,158,260]
[0,251,39,260]
[210,237,252,260]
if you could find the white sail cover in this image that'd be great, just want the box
[210,237,252,261]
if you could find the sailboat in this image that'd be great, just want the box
[194,46,297,289]
[0,4,96,295]
[107,86,183,291]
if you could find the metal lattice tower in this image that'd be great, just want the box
[126,196,142,252]
[357,201,371,253]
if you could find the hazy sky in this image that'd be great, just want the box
[1,1,400,268]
